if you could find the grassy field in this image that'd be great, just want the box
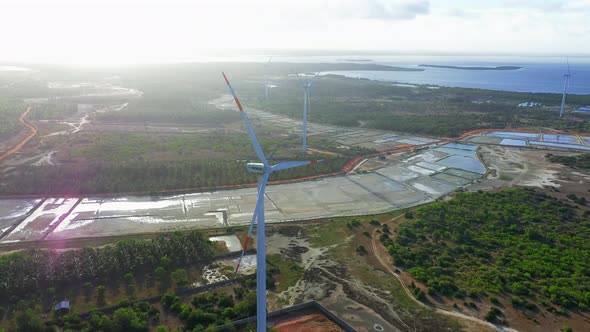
[267,254,304,293]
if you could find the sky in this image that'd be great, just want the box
[0,0,589,64]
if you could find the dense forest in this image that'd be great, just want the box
[23,289,258,332]
[0,156,347,195]
[248,76,590,137]
[58,300,161,332]
[160,289,257,331]
[0,232,213,302]
[0,98,24,141]
[546,153,590,169]
[381,189,590,311]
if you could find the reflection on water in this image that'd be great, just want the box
[436,155,486,174]
[209,235,242,252]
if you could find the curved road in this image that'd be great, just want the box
[371,216,520,332]
[0,106,36,162]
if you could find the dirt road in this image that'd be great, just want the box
[371,216,520,332]
[0,106,36,162]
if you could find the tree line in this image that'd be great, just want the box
[0,231,213,302]
[546,153,590,169]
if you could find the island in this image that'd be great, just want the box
[419,64,522,70]
[308,63,424,72]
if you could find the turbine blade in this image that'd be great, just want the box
[235,172,270,274]
[270,159,323,172]
[267,145,279,161]
[222,72,268,166]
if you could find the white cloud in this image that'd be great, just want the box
[564,0,590,10]
[334,0,430,20]
[0,0,587,63]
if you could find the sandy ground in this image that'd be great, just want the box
[265,226,406,332]
[468,145,590,193]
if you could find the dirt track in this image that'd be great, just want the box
[0,106,36,162]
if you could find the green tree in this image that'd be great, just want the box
[112,307,148,332]
[83,282,93,302]
[154,267,167,281]
[124,272,134,284]
[171,269,189,289]
[97,285,106,307]
[14,308,43,332]
[160,256,172,269]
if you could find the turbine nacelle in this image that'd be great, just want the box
[246,162,266,174]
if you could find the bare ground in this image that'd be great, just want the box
[470,145,590,197]
[263,223,465,332]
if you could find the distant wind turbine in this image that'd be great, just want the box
[559,58,571,119]
[300,72,319,154]
[264,56,272,101]
[222,72,321,332]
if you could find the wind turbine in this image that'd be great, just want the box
[222,72,321,331]
[264,56,272,101]
[559,58,571,119]
[300,72,319,154]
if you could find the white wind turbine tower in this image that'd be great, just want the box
[300,72,319,154]
[264,57,272,101]
[559,59,571,119]
[222,72,321,331]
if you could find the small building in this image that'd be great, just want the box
[575,106,590,113]
[518,102,543,107]
[54,301,70,313]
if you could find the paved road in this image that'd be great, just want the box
[0,106,36,162]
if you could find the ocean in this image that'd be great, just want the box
[322,59,590,95]
[210,54,590,95]
[319,55,590,95]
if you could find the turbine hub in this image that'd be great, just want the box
[246,162,266,174]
